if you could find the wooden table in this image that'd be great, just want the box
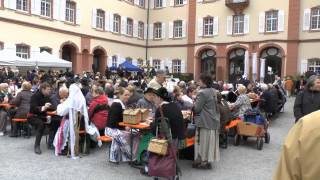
[0,104,15,109]
[119,122,150,163]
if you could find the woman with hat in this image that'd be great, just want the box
[152,87,185,146]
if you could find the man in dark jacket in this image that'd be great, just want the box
[29,82,53,154]
[294,75,320,122]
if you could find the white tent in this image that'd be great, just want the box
[0,49,35,66]
[33,51,72,68]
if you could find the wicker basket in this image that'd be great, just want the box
[140,109,150,122]
[147,139,168,155]
[123,109,141,124]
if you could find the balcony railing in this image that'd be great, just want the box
[225,0,249,14]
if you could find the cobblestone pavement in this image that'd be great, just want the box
[0,98,295,180]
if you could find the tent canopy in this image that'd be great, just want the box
[34,51,72,68]
[0,49,35,66]
[110,61,142,72]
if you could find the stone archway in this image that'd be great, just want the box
[199,49,217,80]
[92,48,107,74]
[228,48,246,83]
[260,47,283,84]
[60,42,79,72]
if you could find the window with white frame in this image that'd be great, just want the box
[65,1,76,23]
[96,9,105,30]
[113,14,121,33]
[153,59,161,70]
[173,20,183,38]
[139,0,145,7]
[308,58,320,73]
[311,7,320,30]
[137,59,144,67]
[16,45,29,59]
[126,57,133,64]
[40,0,52,17]
[16,0,29,12]
[203,17,214,36]
[175,0,183,6]
[127,18,133,36]
[233,15,244,34]
[172,59,181,73]
[154,0,163,8]
[138,22,144,39]
[112,55,117,67]
[40,47,52,54]
[154,22,162,39]
[265,10,278,32]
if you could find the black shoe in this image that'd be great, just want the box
[34,146,42,155]
[9,134,18,138]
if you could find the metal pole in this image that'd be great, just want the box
[145,0,150,74]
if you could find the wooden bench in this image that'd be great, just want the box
[12,118,30,138]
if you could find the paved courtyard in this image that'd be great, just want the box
[0,98,295,180]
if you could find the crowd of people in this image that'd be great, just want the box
[2,66,320,178]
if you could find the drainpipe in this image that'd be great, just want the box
[145,0,150,73]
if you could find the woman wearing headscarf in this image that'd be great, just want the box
[53,84,101,159]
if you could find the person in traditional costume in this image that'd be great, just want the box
[53,84,101,159]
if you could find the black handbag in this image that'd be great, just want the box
[186,111,196,138]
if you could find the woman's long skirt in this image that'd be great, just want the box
[194,128,220,163]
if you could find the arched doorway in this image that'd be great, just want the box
[199,49,217,80]
[229,48,245,83]
[61,44,77,72]
[93,48,106,74]
[260,47,282,84]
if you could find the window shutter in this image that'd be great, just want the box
[3,0,9,8]
[60,0,66,21]
[149,24,154,39]
[259,12,265,33]
[197,0,203,3]
[121,16,127,35]
[163,0,167,7]
[107,56,112,67]
[213,16,219,36]
[278,10,285,32]
[134,0,139,5]
[53,0,60,20]
[169,21,174,38]
[161,60,165,70]
[244,15,249,34]
[105,12,110,31]
[8,0,16,10]
[76,7,81,25]
[182,20,187,38]
[181,59,185,73]
[162,22,166,39]
[169,0,174,7]
[227,16,233,35]
[109,12,114,32]
[92,9,97,28]
[197,18,203,37]
[4,44,16,55]
[183,0,187,5]
[300,59,308,73]
[144,24,148,39]
[303,9,311,31]
[31,0,41,15]
[133,20,138,37]
[150,0,154,8]
[167,59,172,73]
